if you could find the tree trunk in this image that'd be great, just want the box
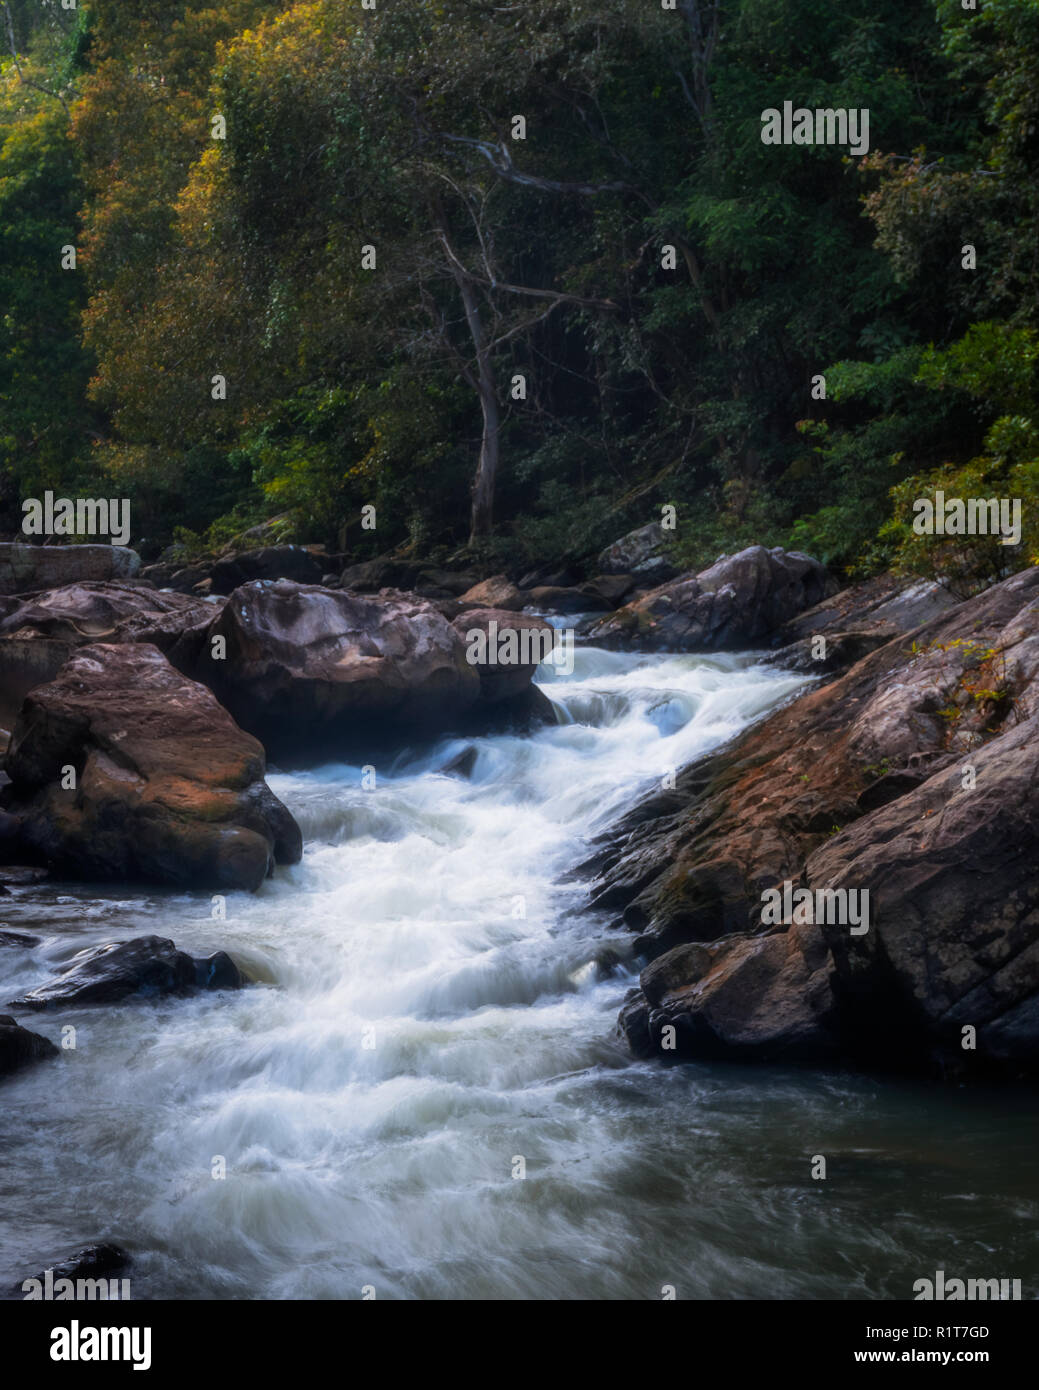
[428,194,503,542]
[452,269,500,541]
[469,370,500,540]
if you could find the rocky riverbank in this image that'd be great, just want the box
[582,565,1039,1078]
[0,531,1036,1091]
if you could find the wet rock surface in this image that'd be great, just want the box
[0,581,222,717]
[0,1013,58,1077]
[589,545,835,651]
[588,565,1039,1075]
[203,580,482,760]
[8,935,243,1010]
[0,642,301,890]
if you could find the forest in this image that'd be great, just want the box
[1,0,1037,587]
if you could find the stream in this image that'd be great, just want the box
[1,644,1036,1299]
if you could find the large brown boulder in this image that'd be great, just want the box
[0,544,141,596]
[588,546,835,651]
[526,585,611,614]
[451,608,557,702]
[449,607,560,732]
[202,580,482,759]
[456,575,526,612]
[592,564,1039,1075]
[0,643,301,890]
[0,581,222,720]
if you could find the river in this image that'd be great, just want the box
[1,644,1036,1299]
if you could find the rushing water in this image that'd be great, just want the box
[1,645,1037,1300]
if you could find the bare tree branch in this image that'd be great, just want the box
[436,130,642,201]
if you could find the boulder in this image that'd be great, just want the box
[775,573,958,646]
[337,556,424,593]
[596,523,678,582]
[1,643,301,891]
[518,564,581,590]
[8,935,243,1010]
[0,930,40,947]
[451,608,557,702]
[0,581,222,717]
[0,1013,58,1077]
[140,561,213,593]
[16,1244,130,1297]
[588,546,835,651]
[588,564,1039,1075]
[806,712,1039,1072]
[621,923,840,1062]
[765,574,959,676]
[203,580,482,759]
[208,545,325,595]
[526,585,611,614]
[415,569,482,598]
[0,544,141,596]
[456,575,527,612]
[579,574,637,608]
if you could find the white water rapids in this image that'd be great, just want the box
[1,645,1036,1299]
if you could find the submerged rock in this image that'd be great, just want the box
[439,745,479,778]
[1,642,301,890]
[8,935,243,1010]
[15,1243,130,1298]
[0,1013,58,1077]
[0,930,40,948]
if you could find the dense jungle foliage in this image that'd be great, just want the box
[2,0,1037,583]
